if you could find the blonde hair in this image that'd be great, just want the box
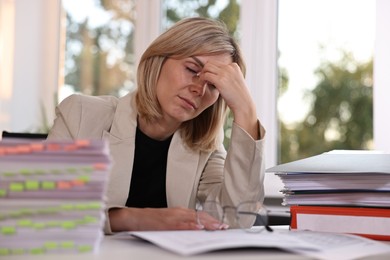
[136,17,246,152]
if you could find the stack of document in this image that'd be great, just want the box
[266,150,390,240]
[0,139,111,256]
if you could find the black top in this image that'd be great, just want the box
[126,126,173,208]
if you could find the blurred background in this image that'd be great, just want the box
[0,0,389,199]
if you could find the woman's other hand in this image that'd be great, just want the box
[108,207,226,232]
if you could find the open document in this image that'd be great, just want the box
[116,228,390,260]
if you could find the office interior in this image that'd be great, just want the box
[0,0,389,214]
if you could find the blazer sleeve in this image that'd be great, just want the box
[197,121,265,209]
[47,94,118,140]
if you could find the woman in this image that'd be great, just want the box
[47,17,266,234]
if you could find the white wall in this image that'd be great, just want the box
[1,0,61,133]
[374,0,390,152]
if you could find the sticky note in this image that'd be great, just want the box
[34,223,46,230]
[30,143,44,151]
[57,181,72,189]
[1,226,16,235]
[11,248,24,255]
[25,181,39,190]
[41,181,55,190]
[77,175,91,182]
[20,169,32,176]
[44,241,58,250]
[71,179,85,187]
[17,219,33,227]
[16,145,32,154]
[61,204,74,210]
[78,245,92,252]
[9,182,24,192]
[3,171,16,177]
[75,139,90,147]
[30,247,45,255]
[46,143,61,151]
[93,163,107,170]
[0,189,7,197]
[0,248,10,256]
[61,221,76,230]
[61,241,75,249]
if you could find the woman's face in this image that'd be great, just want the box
[156,54,231,124]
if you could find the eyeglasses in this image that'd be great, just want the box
[196,201,273,233]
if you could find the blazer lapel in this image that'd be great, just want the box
[104,93,137,206]
[166,132,201,207]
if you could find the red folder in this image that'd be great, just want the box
[290,205,390,241]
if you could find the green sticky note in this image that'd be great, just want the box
[46,221,60,227]
[3,172,16,177]
[11,248,24,255]
[25,181,39,190]
[75,204,88,210]
[19,208,33,216]
[67,168,77,173]
[1,226,16,235]
[61,241,75,249]
[17,219,33,227]
[30,247,45,255]
[44,241,58,250]
[34,169,45,175]
[61,221,76,230]
[0,189,6,197]
[83,215,97,223]
[82,166,93,172]
[41,181,55,190]
[38,207,57,214]
[19,169,32,176]
[60,204,74,210]
[78,245,92,253]
[88,202,101,210]
[9,183,24,192]
[50,169,61,175]
[0,248,10,256]
[33,223,46,230]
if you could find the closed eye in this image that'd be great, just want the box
[186,67,198,74]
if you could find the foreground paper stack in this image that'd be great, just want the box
[266,150,390,240]
[0,139,111,256]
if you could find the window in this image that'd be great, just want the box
[60,0,136,101]
[277,0,375,163]
[3,0,390,198]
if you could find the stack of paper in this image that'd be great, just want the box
[266,150,390,207]
[266,150,390,240]
[0,139,111,256]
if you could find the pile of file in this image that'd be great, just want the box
[0,138,111,256]
[266,150,390,240]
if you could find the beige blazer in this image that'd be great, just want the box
[47,91,265,234]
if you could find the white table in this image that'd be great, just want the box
[2,227,390,260]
